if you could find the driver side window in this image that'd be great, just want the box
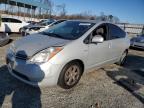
[91,24,108,41]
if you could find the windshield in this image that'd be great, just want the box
[40,19,55,26]
[49,20,66,27]
[41,21,95,40]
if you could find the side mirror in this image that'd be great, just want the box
[92,35,104,43]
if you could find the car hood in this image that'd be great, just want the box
[29,25,45,28]
[131,35,144,42]
[13,34,71,57]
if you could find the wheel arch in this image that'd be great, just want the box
[65,59,85,74]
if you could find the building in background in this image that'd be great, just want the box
[0,0,51,21]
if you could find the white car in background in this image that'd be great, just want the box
[21,19,65,36]
[0,17,29,33]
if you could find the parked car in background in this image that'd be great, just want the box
[130,33,144,49]
[22,19,66,36]
[39,19,49,23]
[0,33,9,46]
[6,20,130,89]
[21,19,55,36]
[26,21,37,25]
[0,17,29,33]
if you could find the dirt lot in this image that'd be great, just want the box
[0,34,144,108]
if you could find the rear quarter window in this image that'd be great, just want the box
[109,24,126,39]
[2,18,8,22]
[9,18,22,23]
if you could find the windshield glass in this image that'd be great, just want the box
[41,21,95,40]
[49,20,66,27]
[40,19,55,26]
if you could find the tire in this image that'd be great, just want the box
[58,62,83,89]
[19,28,22,33]
[0,34,10,47]
[117,50,128,66]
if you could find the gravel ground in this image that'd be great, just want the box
[0,34,144,108]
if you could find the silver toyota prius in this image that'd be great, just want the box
[6,20,130,89]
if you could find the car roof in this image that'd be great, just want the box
[65,19,113,24]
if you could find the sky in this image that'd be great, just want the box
[52,0,144,24]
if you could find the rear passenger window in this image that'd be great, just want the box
[92,24,108,41]
[109,24,126,39]
[9,18,22,23]
[2,18,8,22]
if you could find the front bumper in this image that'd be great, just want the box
[130,41,144,49]
[6,50,62,87]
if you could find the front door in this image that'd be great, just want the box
[87,24,112,69]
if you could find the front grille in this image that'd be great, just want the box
[12,70,30,81]
[134,45,143,48]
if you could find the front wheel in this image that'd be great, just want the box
[58,62,83,89]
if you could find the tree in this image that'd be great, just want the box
[96,12,120,23]
[39,0,43,18]
[56,3,67,17]
[45,0,54,18]
[112,16,120,23]
[108,15,113,22]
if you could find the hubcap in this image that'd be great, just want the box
[64,65,80,86]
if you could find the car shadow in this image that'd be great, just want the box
[105,54,144,104]
[124,54,144,77]
[106,67,144,103]
[0,65,42,108]
[0,50,44,108]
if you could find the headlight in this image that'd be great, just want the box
[30,47,63,64]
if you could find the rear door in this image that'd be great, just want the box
[108,23,127,59]
[9,18,22,32]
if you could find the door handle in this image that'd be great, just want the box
[108,43,112,48]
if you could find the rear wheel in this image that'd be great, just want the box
[117,50,128,66]
[58,62,83,89]
[19,28,22,33]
